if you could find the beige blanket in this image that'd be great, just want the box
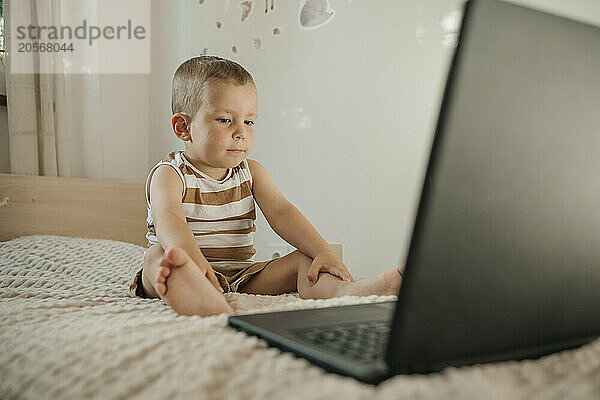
[1,236,599,399]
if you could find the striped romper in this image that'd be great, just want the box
[129,151,274,297]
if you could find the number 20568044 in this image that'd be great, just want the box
[18,42,75,53]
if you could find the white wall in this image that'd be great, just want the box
[144,0,600,277]
[99,74,150,182]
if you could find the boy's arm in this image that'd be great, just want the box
[149,165,223,293]
[247,159,353,285]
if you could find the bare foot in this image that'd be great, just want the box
[337,268,403,297]
[155,248,232,316]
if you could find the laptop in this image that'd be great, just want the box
[228,0,600,384]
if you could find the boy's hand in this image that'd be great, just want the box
[307,250,354,286]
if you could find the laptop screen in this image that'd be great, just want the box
[388,0,600,372]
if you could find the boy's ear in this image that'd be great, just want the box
[171,113,192,141]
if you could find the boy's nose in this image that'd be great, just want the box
[232,124,246,139]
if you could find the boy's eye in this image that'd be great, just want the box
[218,118,231,124]
[244,120,254,126]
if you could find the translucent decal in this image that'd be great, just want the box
[298,0,335,30]
[440,10,462,48]
[264,0,275,14]
[240,1,253,22]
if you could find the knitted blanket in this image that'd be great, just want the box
[1,236,599,400]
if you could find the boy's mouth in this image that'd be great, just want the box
[227,149,246,153]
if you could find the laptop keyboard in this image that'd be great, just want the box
[292,320,390,362]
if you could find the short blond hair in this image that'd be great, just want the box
[171,56,255,120]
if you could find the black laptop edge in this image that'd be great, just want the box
[387,0,600,375]
[229,303,394,384]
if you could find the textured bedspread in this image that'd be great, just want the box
[1,236,599,400]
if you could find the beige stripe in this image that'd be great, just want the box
[183,183,252,206]
[201,246,256,262]
[181,164,207,179]
[148,225,255,239]
[193,225,256,236]
[186,209,256,223]
[194,233,254,248]
[183,196,255,220]
[188,218,254,233]
[149,218,255,236]
[183,176,251,192]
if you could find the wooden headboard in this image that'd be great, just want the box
[0,173,147,247]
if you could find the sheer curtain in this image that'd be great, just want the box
[5,0,104,178]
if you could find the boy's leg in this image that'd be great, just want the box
[238,250,402,298]
[140,244,164,298]
[237,251,307,295]
[141,244,232,316]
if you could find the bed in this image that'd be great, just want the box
[1,173,599,399]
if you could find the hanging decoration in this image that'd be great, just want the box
[298,0,335,30]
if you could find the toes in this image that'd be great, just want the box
[158,265,171,278]
[156,267,171,287]
[156,267,170,296]
[156,282,167,296]
[164,248,190,267]
[159,257,173,269]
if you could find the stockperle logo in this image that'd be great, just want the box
[10,0,150,74]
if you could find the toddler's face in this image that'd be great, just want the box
[184,81,258,179]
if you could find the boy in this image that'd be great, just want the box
[129,56,403,316]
